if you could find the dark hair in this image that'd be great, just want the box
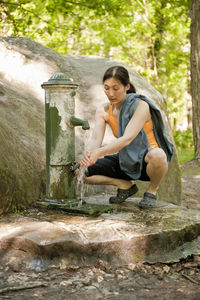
[103,66,136,94]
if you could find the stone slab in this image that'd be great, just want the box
[0,196,200,270]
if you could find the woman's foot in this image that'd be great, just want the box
[109,184,139,204]
[138,192,157,208]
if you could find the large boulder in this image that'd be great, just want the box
[0,36,181,214]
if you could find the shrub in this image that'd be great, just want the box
[173,129,194,150]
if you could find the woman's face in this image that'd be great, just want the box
[104,77,130,106]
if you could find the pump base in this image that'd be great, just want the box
[37,199,113,217]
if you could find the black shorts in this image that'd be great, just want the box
[86,153,150,182]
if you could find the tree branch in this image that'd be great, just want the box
[0,282,48,295]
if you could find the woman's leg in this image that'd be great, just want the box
[84,174,133,190]
[83,154,134,190]
[84,174,138,204]
[79,155,138,203]
[144,148,168,194]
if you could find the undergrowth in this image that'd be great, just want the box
[173,129,194,164]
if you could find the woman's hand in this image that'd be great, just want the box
[80,151,91,168]
[79,105,106,168]
[80,149,102,168]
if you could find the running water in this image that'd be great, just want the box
[76,130,90,207]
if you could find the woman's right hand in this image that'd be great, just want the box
[80,151,92,168]
[80,105,107,168]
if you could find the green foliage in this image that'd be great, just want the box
[173,128,194,163]
[177,148,194,164]
[0,0,192,131]
[173,129,194,150]
[12,205,21,214]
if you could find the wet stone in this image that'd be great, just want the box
[0,197,200,268]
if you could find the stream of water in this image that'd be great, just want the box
[76,130,90,207]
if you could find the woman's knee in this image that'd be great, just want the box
[145,148,167,167]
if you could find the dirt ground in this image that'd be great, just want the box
[180,160,200,210]
[0,160,200,300]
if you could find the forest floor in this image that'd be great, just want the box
[0,160,200,300]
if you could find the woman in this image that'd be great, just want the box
[80,66,174,208]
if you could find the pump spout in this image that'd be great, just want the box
[70,116,90,130]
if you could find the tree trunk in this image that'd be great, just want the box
[190,0,200,159]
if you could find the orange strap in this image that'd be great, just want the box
[143,120,159,148]
[107,104,118,138]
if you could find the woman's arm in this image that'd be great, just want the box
[82,100,150,167]
[87,105,107,151]
[80,105,106,167]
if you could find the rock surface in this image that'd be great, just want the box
[0,198,200,269]
[0,36,180,213]
[0,157,199,300]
